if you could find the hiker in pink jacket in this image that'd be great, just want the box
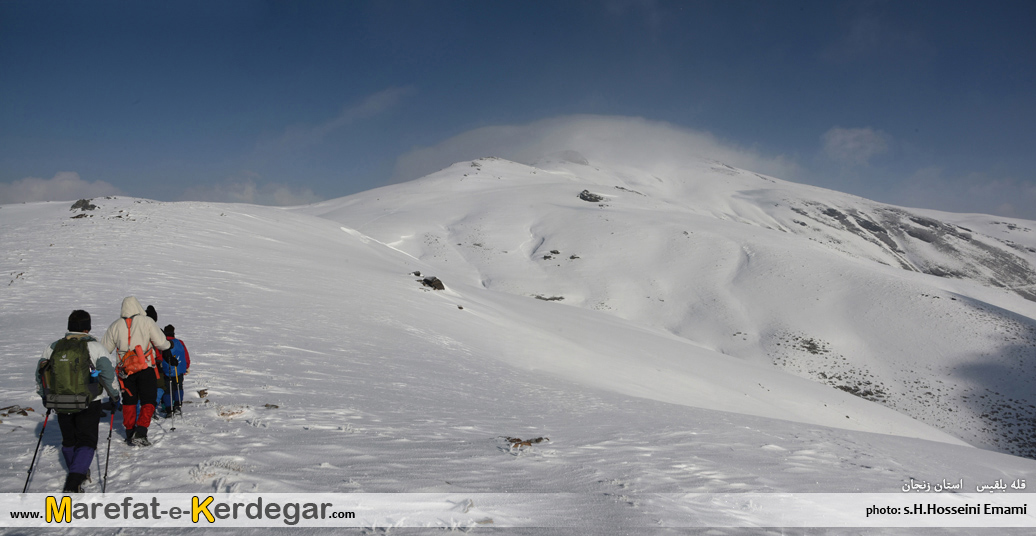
[101,296,171,447]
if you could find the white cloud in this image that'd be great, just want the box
[0,172,122,204]
[180,177,323,207]
[392,115,800,183]
[821,127,890,166]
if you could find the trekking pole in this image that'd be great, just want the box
[23,408,52,493]
[103,408,114,493]
[170,373,179,432]
[165,372,172,420]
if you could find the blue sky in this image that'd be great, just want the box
[1,1,1034,218]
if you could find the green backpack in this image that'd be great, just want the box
[41,336,100,413]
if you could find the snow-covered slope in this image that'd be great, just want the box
[2,160,1035,531]
[298,156,1036,460]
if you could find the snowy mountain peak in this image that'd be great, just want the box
[302,156,1036,459]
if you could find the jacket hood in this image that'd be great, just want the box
[120,296,146,318]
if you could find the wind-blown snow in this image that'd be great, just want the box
[2,155,1035,533]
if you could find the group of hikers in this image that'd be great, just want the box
[33,296,191,493]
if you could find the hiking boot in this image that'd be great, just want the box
[172,403,182,416]
[131,427,151,447]
[62,472,88,493]
[125,427,136,445]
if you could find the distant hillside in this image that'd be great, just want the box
[300,155,1036,459]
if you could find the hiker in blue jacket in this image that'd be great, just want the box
[159,324,190,418]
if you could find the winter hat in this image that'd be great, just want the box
[163,324,175,337]
[67,310,91,332]
[146,305,157,322]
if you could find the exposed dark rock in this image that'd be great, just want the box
[421,276,445,290]
[852,214,902,251]
[71,199,97,211]
[578,190,605,203]
[822,208,848,222]
[853,216,887,235]
[904,226,937,243]
[909,216,941,229]
[614,186,644,196]
[926,266,964,278]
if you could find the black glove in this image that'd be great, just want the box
[104,397,121,413]
[163,348,178,367]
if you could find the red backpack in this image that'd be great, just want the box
[118,317,153,377]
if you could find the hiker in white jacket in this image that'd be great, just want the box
[101,296,171,447]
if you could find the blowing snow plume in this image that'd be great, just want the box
[390,115,800,185]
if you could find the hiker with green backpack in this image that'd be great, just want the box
[101,296,172,447]
[35,310,120,493]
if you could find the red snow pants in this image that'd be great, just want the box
[120,367,158,430]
